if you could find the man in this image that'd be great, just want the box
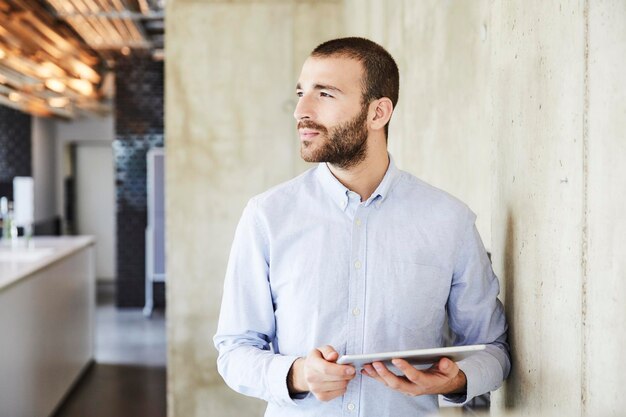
[214,37,510,416]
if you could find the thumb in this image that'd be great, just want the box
[317,345,339,362]
[438,358,457,375]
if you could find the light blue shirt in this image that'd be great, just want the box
[214,156,510,417]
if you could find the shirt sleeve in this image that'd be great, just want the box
[441,212,511,405]
[213,199,300,406]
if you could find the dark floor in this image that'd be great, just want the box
[52,364,166,417]
[52,283,166,417]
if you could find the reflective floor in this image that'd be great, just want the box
[95,283,166,367]
[53,283,166,417]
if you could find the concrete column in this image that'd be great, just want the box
[584,0,626,414]
[340,1,626,416]
[489,1,585,414]
[166,1,341,416]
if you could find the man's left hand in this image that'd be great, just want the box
[361,357,466,397]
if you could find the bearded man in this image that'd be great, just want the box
[214,37,510,417]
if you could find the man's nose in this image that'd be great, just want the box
[294,94,314,121]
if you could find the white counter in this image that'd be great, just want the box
[0,236,96,417]
[0,236,95,291]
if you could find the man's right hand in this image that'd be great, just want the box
[288,345,356,402]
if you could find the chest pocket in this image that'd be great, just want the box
[381,261,448,332]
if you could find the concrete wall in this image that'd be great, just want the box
[489,2,584,414]
[166,1,341,416]
[341,0,626,416]
[343,0,494,246]
[167,0,626,415]
[584,1,626,414]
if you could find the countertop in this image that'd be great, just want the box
[0,236,95,291]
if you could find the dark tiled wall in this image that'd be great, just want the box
[115,52,165,308]
[0,106,31,200]
[115,52,164,136]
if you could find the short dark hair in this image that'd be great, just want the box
[311,37,399,136]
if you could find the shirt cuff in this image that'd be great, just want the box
[441,353,503,406]
[267,355,304,406]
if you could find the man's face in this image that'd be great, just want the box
[294,56,370,169]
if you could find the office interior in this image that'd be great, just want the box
[0,1,624,417]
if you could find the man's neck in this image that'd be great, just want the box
[327,138,389,202]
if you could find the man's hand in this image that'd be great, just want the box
[288,345,356,402]
[361,357,466,397]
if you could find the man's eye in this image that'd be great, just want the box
[296,91,303,97]
[320,92,334,98]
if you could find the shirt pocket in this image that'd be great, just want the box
[381,261,447,333]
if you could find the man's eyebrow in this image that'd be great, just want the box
[296,83,344,94]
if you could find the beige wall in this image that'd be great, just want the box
[343,0,494,246]
[341,0,626,416]
[489,1,585,413]
[166,1,341,416]
[585,0,626,413]
[167,0,626,416]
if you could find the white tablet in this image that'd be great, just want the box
[336,344,486,372]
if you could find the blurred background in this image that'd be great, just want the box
[0,0,624,416]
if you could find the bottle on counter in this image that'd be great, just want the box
[1,196,9,240]
[0,197,18,245]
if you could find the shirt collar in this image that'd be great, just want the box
[315,154,399,211]
[315,160,351,211]
[366,154,399,207]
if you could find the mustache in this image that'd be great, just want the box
[297,120,328,134]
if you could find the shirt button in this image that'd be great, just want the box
[354,260,362,269]
[352,307,360,316]
[347,403,356,411]
[355,218,362,226]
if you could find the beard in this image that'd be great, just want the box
[298,104,369,169]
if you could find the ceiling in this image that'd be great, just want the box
[0,0,165,118]
[44,0,165,59]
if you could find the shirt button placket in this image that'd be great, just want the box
[345,206,368,416]
[347,208,367,416]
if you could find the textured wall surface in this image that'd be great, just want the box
[343,0,494,246]
[167,0,626,416]
[584,0,626,414]
[489,1,584,414]
[342,0,625,416]
[166,1,341,416]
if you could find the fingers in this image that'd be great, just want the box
[314,388,347,402]
[434,357,458,377]
[309,347,355,380]
[391,359,425,385]
[308,379,350,393]
[305,346,356,402]
[361,364,385,384]
[362,358,463,397]
[369,361,417,395]
[317,345,339,362]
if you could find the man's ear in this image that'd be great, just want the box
[369,98,394,131]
